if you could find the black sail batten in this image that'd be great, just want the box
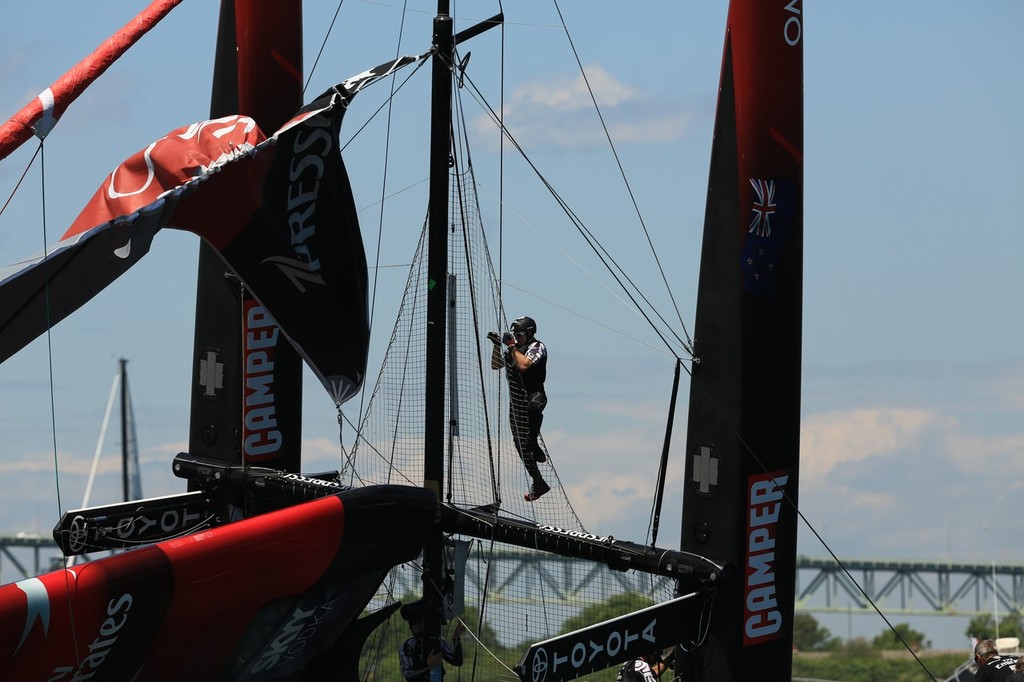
[678,1,804,679]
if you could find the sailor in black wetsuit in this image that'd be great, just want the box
[975,639,1019,682]
[398,602,465,681]
[488,316,550,501]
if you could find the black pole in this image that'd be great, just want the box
[650,358,681,547]
[120,357,129,502]
[423,0,453,649]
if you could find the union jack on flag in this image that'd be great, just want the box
[748,178,776,237]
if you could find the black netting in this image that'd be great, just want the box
[347,169,676,679]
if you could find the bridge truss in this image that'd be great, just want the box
[2,536,1020,619]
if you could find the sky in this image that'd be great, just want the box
[1,0,1022,652]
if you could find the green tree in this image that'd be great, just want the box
[966,611,1024,642]
[793,651,968,682]
[793,613,840,652]
[871,622,927,650]
[831,637,881,660]
[968,614,996,640]
[556,592,655,637]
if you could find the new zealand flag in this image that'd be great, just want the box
[740,177,796,297]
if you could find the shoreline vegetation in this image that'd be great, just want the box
[793,648,969,681]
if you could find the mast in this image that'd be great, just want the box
[118,357,143,503]
[119,358,131,501]
[423,0,454,646]
[678,0,803,679]
[81,359,142,510]
[188,0,304,477]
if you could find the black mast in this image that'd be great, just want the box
[120,357,130,502]
[188,0,304,479]
[678,1,804,679]
[422,0,454,646]
[421,0,505,650]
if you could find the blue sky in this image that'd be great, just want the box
[1,0,1022,650]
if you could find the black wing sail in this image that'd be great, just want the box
[679,0,804,678]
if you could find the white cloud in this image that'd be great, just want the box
[472,65,698,151]
[800,407,953,484]
[541,421,683,541]
[565,472,657,531]
[795,387,1024,562]
[946,430,1024,472]
[511,65,639,113]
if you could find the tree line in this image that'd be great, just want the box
[794,611,1024,652]
[792,611,1024,682]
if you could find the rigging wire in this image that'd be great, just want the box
[472,182,683,357]
[458,4,515,524]
[338,57,430,155]
[302,0,347,99]
[496,279,673,357]
[550,0,694,353]
[0,144,42,220]
[355,0,412,471]
[416,6,695,361]
[450,610,521,679]
[456,70,693,362]
[32,142,85,669]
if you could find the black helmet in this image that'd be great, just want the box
[510,316,536,334]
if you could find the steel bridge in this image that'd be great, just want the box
[2,534,1020,619]
[796,555,1024,617]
